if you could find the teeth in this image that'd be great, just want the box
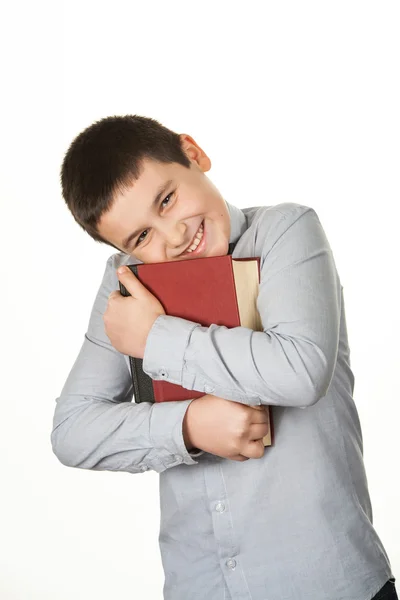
[183,222,204,254]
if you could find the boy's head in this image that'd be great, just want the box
[61,115,231,263]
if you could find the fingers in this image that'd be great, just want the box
[249,407,269,424]
[248,423,269,441]
[240,438,265,460]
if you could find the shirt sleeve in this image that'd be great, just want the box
[142,204,341,409]
[50,255,202,474]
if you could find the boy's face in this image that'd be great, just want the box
[97,134,231,264]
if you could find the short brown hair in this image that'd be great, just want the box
[60,114,191,250]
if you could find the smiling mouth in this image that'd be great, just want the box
[181,220,206,256]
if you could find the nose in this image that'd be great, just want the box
[160,220,186,249]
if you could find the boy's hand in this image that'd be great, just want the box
[103,267,165,359]
[183,395,269,461]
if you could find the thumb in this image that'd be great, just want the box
[117,266,146,297]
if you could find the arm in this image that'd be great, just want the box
[51,255,202,474]
[142,204,341,409]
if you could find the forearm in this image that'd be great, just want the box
[143,206,341,408]
[51,331,202,474]
[51,389,199,473]
[144,317,339,407]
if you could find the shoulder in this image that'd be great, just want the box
[244,202,316,229]
[241,202,318,254]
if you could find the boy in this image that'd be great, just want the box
[52,115,397,599]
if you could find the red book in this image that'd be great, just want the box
[119,253,272,446]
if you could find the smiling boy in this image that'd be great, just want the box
[52,115,397,600]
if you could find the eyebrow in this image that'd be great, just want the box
[122,179,174,250]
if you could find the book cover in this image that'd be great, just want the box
[119,253,273,446]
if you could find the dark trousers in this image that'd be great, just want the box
[371,578,398,600]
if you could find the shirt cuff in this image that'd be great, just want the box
[148,398,202,469]
[143,314,201,385]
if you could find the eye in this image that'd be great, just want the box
[136,192,174,247]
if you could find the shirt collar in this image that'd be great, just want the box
[226,200,247,244]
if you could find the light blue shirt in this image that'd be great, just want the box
[51,201,394,599]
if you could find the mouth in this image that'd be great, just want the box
[180,220,206,257]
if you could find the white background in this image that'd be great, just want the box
[1,1,399,598]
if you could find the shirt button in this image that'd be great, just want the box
[226,558,236,570]
[215,502,226,513]
[159,367,168,378]
[140,465,149,472]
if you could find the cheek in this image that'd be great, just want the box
[211,212,229,236]
[207,222,229,253]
